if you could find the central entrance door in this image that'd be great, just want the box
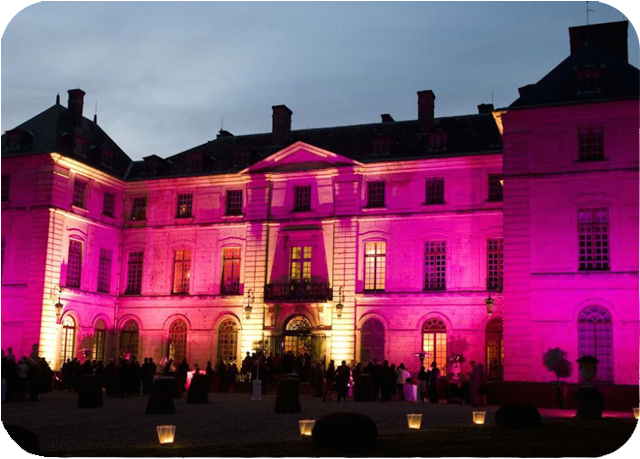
[268,315,326,364]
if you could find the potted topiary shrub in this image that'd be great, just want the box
[543,348,573,409]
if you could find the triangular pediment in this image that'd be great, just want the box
[241,141,360,174]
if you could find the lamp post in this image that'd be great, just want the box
[245,289,254,320]
[335,286,345,319]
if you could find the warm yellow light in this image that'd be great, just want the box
[407,413,422,430]
[156,425,176,444]
[472,411,486,425]
[298,419,316,436]
[633,407,639,420]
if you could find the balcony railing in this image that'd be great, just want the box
[264,281,332,303]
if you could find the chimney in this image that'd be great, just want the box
[417,90,436,132]
[272,105,292,145]
[381,114,395,123]
[67,89,85,127]
[569,21,628,63]
[477,103,494,114]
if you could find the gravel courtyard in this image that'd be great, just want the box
[2,391,637,456]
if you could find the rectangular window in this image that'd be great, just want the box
[294,186,311,212]
[72,180,87,208]
[66,240,83,288]
[125,251,144,294]
[221,248,241,294]
[172,250,191,294]
[226,190,243,216]
[424,241,446,290]
[130,196,147,221]
[102,192,114,217]
[578,209,610,271]
[425,178,445,205]
[97,249,112,293]
[488,174,503,202]
[290,246,312,282]
[367,181,386,208]
[187,153,202,170]
[176,193,193,218]
[487,239,504,290]
[578,127,604,162]
[364,242,386,291]
[1,174,10,202]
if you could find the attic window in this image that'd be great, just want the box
[144,158,158,174]
[372,135,392,156]
[235,148,249,164]
[7,132,21,149]
[101,149,114,169]
[428,132,449,151]
[74,135,86,157]
[575,66,603,93]
[187,153,202,170]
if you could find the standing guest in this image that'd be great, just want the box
[418,365,429,402]
[335,361,350,402]
[217,359,228,393]
[314,362,324,397]
[396,363,407,401]
[206,361,214,390]
[178,359,189,390]
[61,358,72,391]
[141,358,151,395]
[380,360,392,401]
[322,360,336,402]
[241,352,252,382]
[104,359,116,397]
[428,361,440,403]
[17,357,29,401]
[469,362,486,407]
[371,359,382,401]
[228,362,238,393]
[130,357,142,396]
[26,359,40,402]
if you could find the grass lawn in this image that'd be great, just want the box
[45,418,637,457]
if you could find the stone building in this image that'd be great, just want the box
[2,21,638,386]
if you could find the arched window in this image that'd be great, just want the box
[120,319,139,358]
[360,318,385,363]
[168,320,188,363]
[93,319,106,362]
[217,320,238,364]
[60,315,76,366]
[423,318,447,372]
[578,306,613,383]
[284,315,312,355]
[485,317,504,381]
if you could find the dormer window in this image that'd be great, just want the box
[575,66,603,93]
[187,153,203,170]
[7,132,21,149]
[372,134,393,156]
[73,135,86,157]
[428,132,449,151]
[101,148,114,169]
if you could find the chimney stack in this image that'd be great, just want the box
[477,103,494,114]
[569,21,628,63]
[417,90,436,132]
[272,105,292,145]
[68,89,85,127]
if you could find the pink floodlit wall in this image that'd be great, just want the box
[500,99,639,385]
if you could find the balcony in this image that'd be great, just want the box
[264,281,332,303]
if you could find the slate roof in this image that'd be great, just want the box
[1,101,132,178]
[509,41,640,109]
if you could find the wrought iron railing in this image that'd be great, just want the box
[264,281,332,302]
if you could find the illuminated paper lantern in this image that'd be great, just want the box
[407,413,422,429]
[633,407,639,420]
[156,425,176,444]
[472,411,487,425]
[298,419,316,436]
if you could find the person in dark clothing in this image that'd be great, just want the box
[177,359,189,391]
[372,359,382,401]
[27,359,40,401]
[141,358,151,395]
[335,361,350,402]
[217,359,228,393]
[322,360,336,401]
[104,359,116,396]
[418,365,429,402]
[428,361,440,403]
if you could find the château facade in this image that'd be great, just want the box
[2,21,638,386]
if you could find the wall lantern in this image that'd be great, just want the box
[245,289,254,320]
[472,411,487,425]
[484,294,495,317]
[484,280,502,317]
[407,413,422,430]
[298,419,316,437]
[54,285,64,323]
[633,407,639,420]
[335,286,345,319]
[156,425,176,444]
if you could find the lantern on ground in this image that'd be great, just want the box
[472,411,487,425]
[407,413,422,429]
[298,419,315,436]
[633,407,639,420]
[156,425,176,444]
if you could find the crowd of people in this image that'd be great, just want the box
[2,345,487,406]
